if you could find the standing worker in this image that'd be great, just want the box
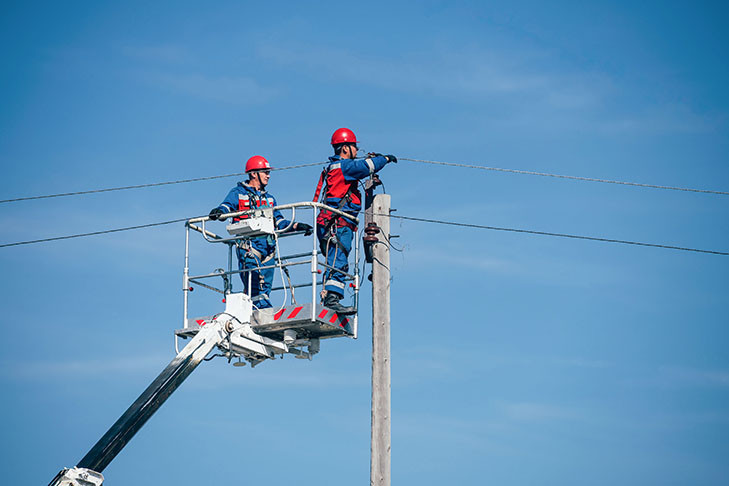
[209,155,312,309]
[313,128,396,314]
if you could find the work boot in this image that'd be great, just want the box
[323,293,356,315]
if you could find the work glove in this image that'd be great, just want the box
[367,152,383,158]
[385,154,397,163]
[208,208,224,221]
[296,222,313,236]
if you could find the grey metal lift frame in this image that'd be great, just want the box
[50,202,360,485]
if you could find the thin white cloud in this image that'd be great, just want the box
[500,401,582,422]
[1,353,170,380]
[257,42,717,134]
[185,361,370,390]
[120,44,193,64]
[42,44,279,106]
[594,103,723,134]
[618,364,729,393]
[550,357,612,369]
[405,247,514,271]
[257,43,607,108]
[117,43,278,104]
[394,348,615,388]
[138,71,278,105]
[401,241,627,287]
[394,412,517,461]
[659,365,729,388]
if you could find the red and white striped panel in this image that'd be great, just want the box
[271,305,351,329]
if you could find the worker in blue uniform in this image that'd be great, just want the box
[313,128,396,314]
[209,155,312,309]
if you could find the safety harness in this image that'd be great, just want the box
[237,187,276,293]
[313,166,357,228]
[237,242,274,293]
[313,165,358,299]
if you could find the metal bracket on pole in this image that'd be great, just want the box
[364,174,382,227]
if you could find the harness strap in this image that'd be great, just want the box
[312,168,327,202]
[314,162,359,240]
[319,223,349,254]
[313,164,354,210]
[245,245,275,264]
[240,244,275,291]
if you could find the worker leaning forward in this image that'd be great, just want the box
[313,128,396,314]
[209,155,313,309]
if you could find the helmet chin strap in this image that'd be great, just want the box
[252,171,266,190]
[343,144,356,159]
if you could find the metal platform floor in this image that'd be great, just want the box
[175,303,354,341]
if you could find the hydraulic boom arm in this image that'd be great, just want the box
[49,320,230,485]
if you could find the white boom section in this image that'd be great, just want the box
[48,467,104,486]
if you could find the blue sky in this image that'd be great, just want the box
[1,1,728,484]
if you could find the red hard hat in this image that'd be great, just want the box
[331,127,358,145]
[245,155,271,173]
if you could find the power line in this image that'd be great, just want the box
[0,161,325,204]
[0,217,195,248]
[383,214,729,256]
[1,211,726,256]
[402,158,729,196]
[3,156,727,205]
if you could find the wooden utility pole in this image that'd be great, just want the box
[370,194,391,486]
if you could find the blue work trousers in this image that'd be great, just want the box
[236,246,274,309]
[317,225,353,298]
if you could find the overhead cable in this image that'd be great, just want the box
[382,214,729,256]
[0,217,196,248]
[3,157,728,205]
[0,161,325,204]
[402,158,729,196]
[1,212,726,256]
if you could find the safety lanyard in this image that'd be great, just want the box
[312,167,328,202]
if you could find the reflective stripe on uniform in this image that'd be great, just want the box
[365,158,375,174]
[325,279,345,290]
[238,194,273,206]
